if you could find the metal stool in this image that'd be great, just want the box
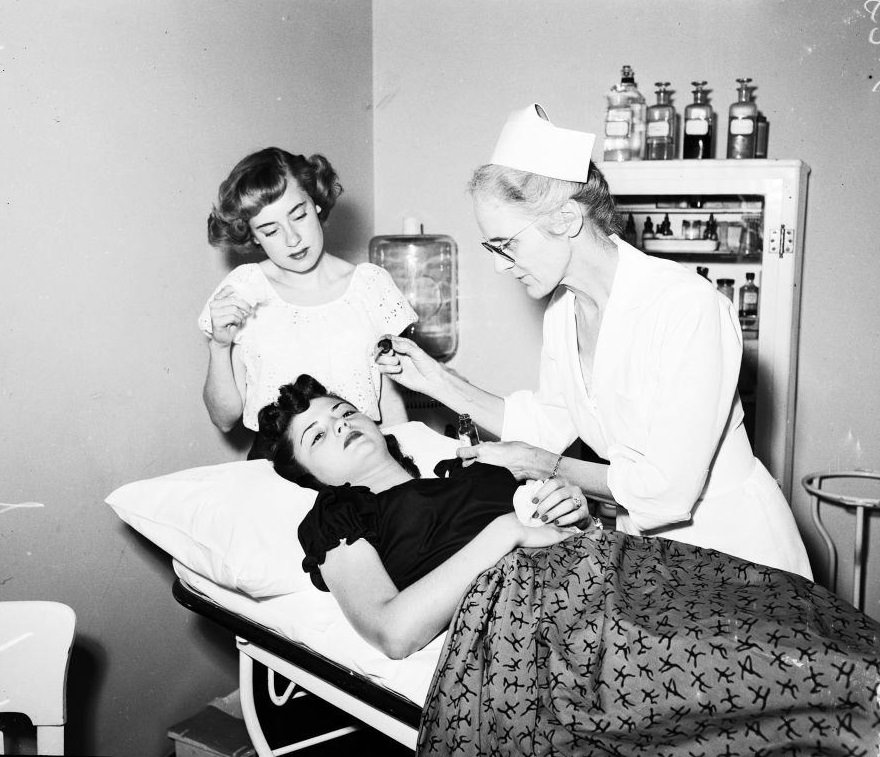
[802,470,880,611]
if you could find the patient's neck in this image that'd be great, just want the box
[351,458,414,494]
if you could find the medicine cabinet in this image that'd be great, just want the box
[601,159,809,501]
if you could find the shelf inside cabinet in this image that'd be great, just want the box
[645,251,746,263]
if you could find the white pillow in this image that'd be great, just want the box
[106,421,460,598]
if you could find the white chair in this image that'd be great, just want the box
[0,601,76,756]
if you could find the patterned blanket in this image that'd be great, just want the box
[417,531,880,756]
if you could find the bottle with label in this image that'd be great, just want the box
[739,272,760,336]
[646,82,677,160]
[727,78,757,159]
[457,414,480,446]
[642,216,655,240]
[602,65,646,161]
[716,278,735,302]
[683,81,714,159]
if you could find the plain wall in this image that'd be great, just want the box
[373,0,880,618]
[0,2,373,755]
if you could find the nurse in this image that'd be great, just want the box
[377,103,812,579]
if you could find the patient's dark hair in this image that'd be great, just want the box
[257,374,420,489]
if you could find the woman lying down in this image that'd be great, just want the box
[258,375,880,756]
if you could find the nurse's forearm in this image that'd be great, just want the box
[434,368,505,437]
[553,457,614,503]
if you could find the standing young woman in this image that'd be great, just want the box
[200,147,415,456]
[377,104,811,578]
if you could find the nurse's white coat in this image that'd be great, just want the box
[502,237,812,579]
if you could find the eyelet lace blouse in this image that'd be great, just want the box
[199,262,416,429]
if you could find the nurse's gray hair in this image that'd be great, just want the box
[467,161,623,237]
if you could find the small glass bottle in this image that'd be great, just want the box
[683,81,714,159]
[646,82,677,160]
[642,216,656,240]
[727,78,758,159]
[739,216,763,257]
[703,213,718,241]
[457,414,480,446]
[623,213,638,246]
[716,278,735,302]
[739,272,760,335]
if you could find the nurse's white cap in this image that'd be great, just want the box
[489,103,596,183]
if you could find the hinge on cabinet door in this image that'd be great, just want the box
[768,225,795,258]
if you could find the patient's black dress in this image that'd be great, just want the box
[298,460,517,592]
[298,460,880,755]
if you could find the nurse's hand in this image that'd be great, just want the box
[457,440,557,481]
[529,478,593,529]
[373,335,446,396]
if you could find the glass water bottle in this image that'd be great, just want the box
[369,233,458,362]
[727,78,757,159]
[683,81,714,159]
[646,82,677,160]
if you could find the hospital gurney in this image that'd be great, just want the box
[171,562,440,755]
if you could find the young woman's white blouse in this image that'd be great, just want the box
[199,263,416,430]
[502,238,812,578]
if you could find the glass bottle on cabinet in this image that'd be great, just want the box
[599,159,809,501]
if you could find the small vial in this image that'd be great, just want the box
[377,338,392,354]
[457,414,480,446]
[739,272,760,335]
[716,278,735,302]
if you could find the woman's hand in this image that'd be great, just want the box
[529,478,592,528]
[507,513,578,549]
[208,286,256,347]
[374,335,447,395]
[457,441,557,481]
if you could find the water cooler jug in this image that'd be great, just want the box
[368,233,458,362]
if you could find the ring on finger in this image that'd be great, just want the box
[572,496,581,507]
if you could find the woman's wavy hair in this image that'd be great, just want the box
[207,148,343,255]
[467,160,623,238]
[257,374,420,490]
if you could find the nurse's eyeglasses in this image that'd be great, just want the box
[480,216,542,264]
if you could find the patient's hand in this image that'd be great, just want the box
[512,515,579,549]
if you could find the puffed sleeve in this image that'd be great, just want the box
[501,292,579,453]
[606,285,743,531]
[363,264,418,337]
[297,484,380,591]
